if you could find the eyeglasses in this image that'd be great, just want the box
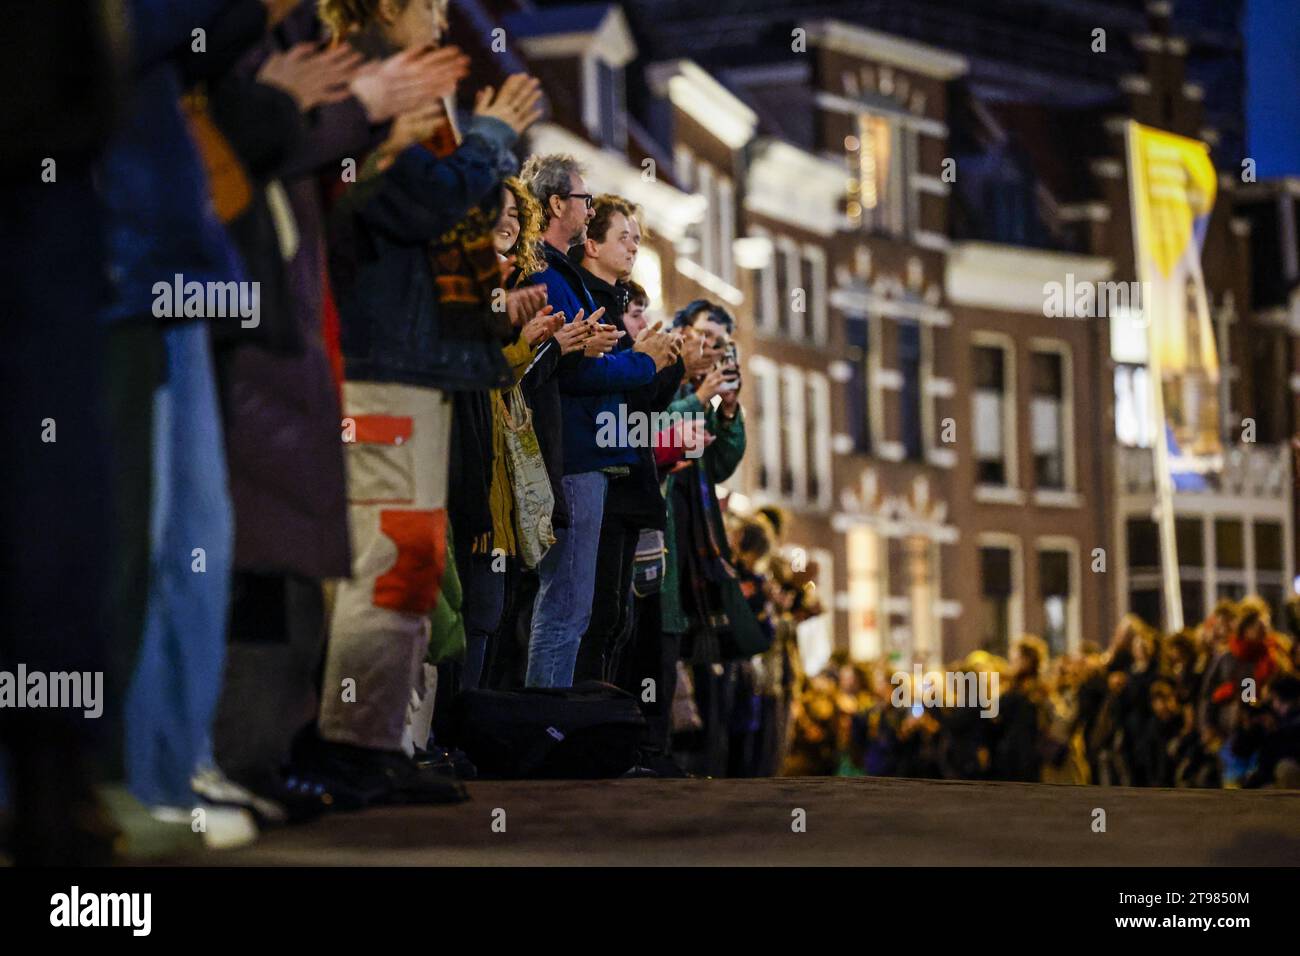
[566,193,595,208]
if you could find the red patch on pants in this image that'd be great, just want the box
[373,509,447,614]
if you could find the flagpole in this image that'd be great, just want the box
[1125,121,1184,632]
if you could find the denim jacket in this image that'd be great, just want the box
[329,115,518,391]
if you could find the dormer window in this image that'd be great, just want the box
[591,58,627,152]
[846,112,907,237]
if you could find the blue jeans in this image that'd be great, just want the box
[526,472,608,687]
[125,322,233,807]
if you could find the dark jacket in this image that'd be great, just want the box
[209,7,365,579]
[99,0,246,326]
[528,243,656,475]
[520,336,569,529]
[576,263,684,531]
[330,116,518,391]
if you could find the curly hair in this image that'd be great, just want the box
[319,0,383,35]
[502,177,545,279]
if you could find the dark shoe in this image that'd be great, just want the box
[636,750,690,778]
[414,745,478,781]
[287,740,468,810]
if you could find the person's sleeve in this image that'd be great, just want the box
[209,76,304,178]
[667,390,706,417]
[355,116,518,242]
[279,97,385,179]
[650,358,687,410]
[704,407,746,483]
[522,339,561,393]
[559,349,656,395]
[503,336,536,383]
[176,0,268,84]
[128,0,247,74]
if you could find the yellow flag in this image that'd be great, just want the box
[1126,121,1221,469]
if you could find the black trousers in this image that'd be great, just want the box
[214,572,326,794]
[574,518,638,683]
[612,593,680,754]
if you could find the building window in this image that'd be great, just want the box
[1216,518,1247,602]
[848,112,906,237]
[1114,363,1155,447]
[778,240,802,338]
[1130,587,1162,628]
[1038,549,1071,656]
[973,343,1012,486]
[908,534,938,663]
[780,366,807,501]
[802,245,828,345]
[1030,350,1066,490]
[847,316,871,454]
[697,162,716,275]
[898,320,923,461]
[979,546,1014,656]
[751,357,780,495]
[717,175,735,285]
[848,525,884,661]
[1127,517,1161,571]
[1255,520,1286,624]
[594,59,626,152]
[806,372,832,510]
[1176,517,1205,626]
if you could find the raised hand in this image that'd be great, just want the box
[351,45,470,123]
[522,305,562,346]
[632,322,675,371]
[506,285,548,329]
[473,74,544,134]
[258,43,363,111]
[693,365,727,405]
[553,316,590,355]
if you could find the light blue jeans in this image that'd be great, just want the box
[125,321,233,807]
[526,472,608,687]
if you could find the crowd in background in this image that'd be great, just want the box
[3,0,773,864]
[784,596,1300,789]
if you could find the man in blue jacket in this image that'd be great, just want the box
[519,155,675,687]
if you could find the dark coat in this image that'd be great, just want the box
[576,263,684,531]
[520,336,569,529]
[208,7,372,579]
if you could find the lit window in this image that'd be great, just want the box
[848,113,905,237]
[1031,350,1065,489]
[1038,549,1071,656]
[974,344,1011,485]
[979,546,1013,656]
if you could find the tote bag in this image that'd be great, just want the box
[498,385,555,568]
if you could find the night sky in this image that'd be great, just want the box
[1245,0,1300,176]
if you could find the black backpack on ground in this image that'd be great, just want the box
[448,682,646,779]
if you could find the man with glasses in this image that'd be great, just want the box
[518,154,675,687]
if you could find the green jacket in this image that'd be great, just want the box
[661,389,746,635]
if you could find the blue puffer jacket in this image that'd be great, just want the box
[529,243,656,474]
[99,0,247,326]
[329,116,519,391]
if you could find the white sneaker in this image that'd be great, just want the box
[191,766,288,826]
[150,804,258,851]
